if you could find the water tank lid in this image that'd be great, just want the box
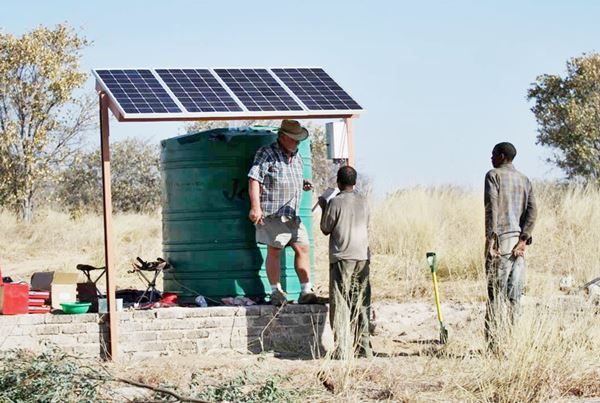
[247,125,278,133]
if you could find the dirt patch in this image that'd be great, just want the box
[103,301,486,402]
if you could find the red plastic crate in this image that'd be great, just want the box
[29,289,50,307]
[29,290,50,299]
[28,305,51,314]
[0,283,30,315]
[28,298,47,307]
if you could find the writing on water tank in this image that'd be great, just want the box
[223,178,248,201]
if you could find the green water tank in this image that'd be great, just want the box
[160,127,315,304]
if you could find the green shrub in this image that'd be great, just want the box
[56,138,161,216]
[0,347,108,403]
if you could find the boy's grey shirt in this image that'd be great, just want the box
[320,190,370,263]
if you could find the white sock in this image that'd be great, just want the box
[271,283,282,292]
[300,282,312,293]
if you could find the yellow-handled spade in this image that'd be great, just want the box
[426,252,448,344]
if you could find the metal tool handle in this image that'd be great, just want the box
[425,251,448,343]
[426,252,444,322]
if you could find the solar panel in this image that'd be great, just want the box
[95,69,181,114]
[214,68,304,112]
[271,68,362,111]
[94,67,363,120]
[155,69,243,113]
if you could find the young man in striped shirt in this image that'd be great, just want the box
[484,142,537,348]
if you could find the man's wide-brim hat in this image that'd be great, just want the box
[279,119,309,141]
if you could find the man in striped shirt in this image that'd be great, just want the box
[248,120,317,306]
[484,142,537,348]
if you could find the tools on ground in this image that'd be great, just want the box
[426,252,448,344]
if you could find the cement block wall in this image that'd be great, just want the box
[0,304,331,360]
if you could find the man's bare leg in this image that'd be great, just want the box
[266,245,282,285]
[291,242,310,283]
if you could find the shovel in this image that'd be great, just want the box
[426,252,448,344]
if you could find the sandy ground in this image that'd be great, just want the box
[103,296,600,402]
[372,300,482,341]
[105,301,487,402]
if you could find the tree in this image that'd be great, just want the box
[309,124,338,194]
[56,138,161,217]
[528,53,600,183]
[0,24,95,221]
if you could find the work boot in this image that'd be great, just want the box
[298,290,318,304]
[270,289,287,306]
[299,290,330,304]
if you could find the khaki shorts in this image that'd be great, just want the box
[255,216,309,249]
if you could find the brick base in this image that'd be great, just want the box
[0,304,332,360]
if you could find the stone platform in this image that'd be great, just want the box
[0,304,331,360]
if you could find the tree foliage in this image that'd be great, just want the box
[0,24,95,221]
[528,53,600,183]
[57,138,161,217]
[308,123,338,193]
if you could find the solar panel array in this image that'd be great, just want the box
[93,67,362,119]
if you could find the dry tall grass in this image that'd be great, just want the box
[312,183,600,402]
[0,210,161,289]
[312,299,600,402]
[2,183,599,299]
[1,183,599,402]
[450,303,600,402]
[365,183,600,302]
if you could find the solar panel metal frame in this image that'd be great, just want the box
[93,67,363,122]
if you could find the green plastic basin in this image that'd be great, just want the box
[60,302,91,314]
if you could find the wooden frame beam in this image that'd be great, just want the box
[345,117,355,166]
[96,85,358,361]
[99,92,118,360]
[115,114,356,122]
